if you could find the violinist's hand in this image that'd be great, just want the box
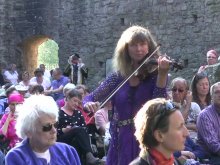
[157,55,170,74]
[84,101,100,113]
[156,55,170,88]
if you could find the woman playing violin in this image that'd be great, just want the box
[83,25,170,165]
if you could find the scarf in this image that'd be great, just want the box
[149,148,174,165]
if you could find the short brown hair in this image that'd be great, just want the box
[134,98,179,151]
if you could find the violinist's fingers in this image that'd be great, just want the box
[84,101,100,113]
[158,55,170,70]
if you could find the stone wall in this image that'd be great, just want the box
[0,0,220,89]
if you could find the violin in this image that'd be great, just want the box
[99,45,187,108]
[136,55,187,80]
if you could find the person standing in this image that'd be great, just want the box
[64,53,88,85]
[83,25,170,165]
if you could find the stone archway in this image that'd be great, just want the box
[18,35,58,76]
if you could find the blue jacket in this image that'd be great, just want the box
[5,138,81,165]
[174,136,208,159]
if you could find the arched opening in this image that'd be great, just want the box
[18,35,59,76]
[38,39,59,71]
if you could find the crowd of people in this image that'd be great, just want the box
[0,25,220,165]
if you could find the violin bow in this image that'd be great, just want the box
[99,44,161,108]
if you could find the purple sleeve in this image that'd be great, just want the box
[83,72,122,105]
[152,86,167,99]
[197,111,220,154]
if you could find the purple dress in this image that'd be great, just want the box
[83,72,167,165]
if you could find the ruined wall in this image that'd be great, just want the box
[0,0,220,89]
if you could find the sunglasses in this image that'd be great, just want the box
[42,122,58,132]
[171,88,184,93]
[154,101,176,129]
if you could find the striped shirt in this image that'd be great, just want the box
[197,104,220,155]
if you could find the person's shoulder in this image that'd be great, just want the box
[198,105,213,119]
[129,156,149,165]
[191,102,201,111]
[52,142,78,154]
[5,140,29,161]
[43,77,51,82]
[29,77,36,82]
[53,142,70,148]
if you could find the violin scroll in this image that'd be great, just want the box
[169,58,188,72]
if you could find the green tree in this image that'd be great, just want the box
[38,39,59,70]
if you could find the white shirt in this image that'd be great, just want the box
[33,149,50,164]
[4,70,18,85]
[30,77,51,90]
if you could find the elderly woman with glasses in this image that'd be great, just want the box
[130,98,188,165]
[5,95,81,165]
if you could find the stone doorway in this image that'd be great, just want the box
[17,35,59,76]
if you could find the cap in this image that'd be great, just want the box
[71,53,80,61]
[8,93,24,104]
[207,49,219,58]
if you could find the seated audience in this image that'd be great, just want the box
[19,71,30,88]
[57,89,103,165]
[198,49,219,73]
[56,83,76,108]
[130,98,188,165]
[30,68,51,90]
[0,93,24,149]
[0,85,19,115]
[45,68,69,101]
[0,150,4,165]
[3,63,18,85]
[197,82,220,164]
[174,136,208,163]
[5,95,81,165]
[191,72,211,110]
[29,84,44,95]
[0,63,5,86]
[94,100,112,136]
[170,77,201,140]
[39,64,51,80]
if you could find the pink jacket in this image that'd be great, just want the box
[0,113,19,148]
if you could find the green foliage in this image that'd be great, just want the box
[38,39,59,70]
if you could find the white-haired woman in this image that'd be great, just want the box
[5,95,81,165]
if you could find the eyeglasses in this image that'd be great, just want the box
[171,88,184,93]
[154,101,176,129]
[42,122,58,132]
